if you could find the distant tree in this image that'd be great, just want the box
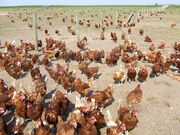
[155,3,158,6]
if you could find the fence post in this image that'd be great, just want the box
[76,12,80,42]
[126,12,133,24]
[33,13,38,52]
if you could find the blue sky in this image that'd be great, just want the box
[1,0,179,6]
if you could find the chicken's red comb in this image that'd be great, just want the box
[87,100,92,104]
[82,105,89,113]
[8,93,13,98]
[75,78,81,83]
[0,107,5,114]
[91,116,96,120]
[20,94,25,101]
[133,110,138,116]
[34,75,39,79]
[120,123,126,131]
[37,118,42,126]
[90,116,97,124]
[27,103,32,108]
[70,120,77,128]
[64,93,67,98]
[59,70,64,75]
[32,92,37,97]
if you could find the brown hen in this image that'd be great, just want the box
[126,84,142,108]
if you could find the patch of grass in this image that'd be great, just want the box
[0,5,43,9]
[169,5,180,8]
[0,5,162,9]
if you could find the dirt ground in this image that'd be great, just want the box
[0,6,180,135]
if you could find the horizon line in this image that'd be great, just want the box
[1,4,179,8]
[0,4,174,7]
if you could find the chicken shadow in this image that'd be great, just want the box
[40,61,53,67]
[70,87,76,93]
[114,80,125,84]
[126,78,136,82]
[97,130,102,135]
[2,108,15,124]
[41,74,49,83]
[3,110,32,134]
[78,47,87,52]
[65,58,71,63]
[108,63,117,67]
[149,72,156,78]
[63,100,75,121]
[6,116,16,134]
[127,125,138,132]
[37,48,43,52]
[170,68,179,73]
[137,77,144,83]
[44,101,51,110]
[37,53,43,57]
[0,46,4,49]
[22,119,32,129]
[95,73,102,80]
[18,72,28,79]
[86,90,94,97]
[44,89,56,100]
[94,59,103,64]
[7,116,31,134]
[104,97,115,108]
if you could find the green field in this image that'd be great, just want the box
[0,5,163,8]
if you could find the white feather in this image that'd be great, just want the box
[4,47,8,53]
[117,99,122,110]
[17,61,21,67]
[75,96,84,108]
[11,79,16,87]
[91,98,95,104]
[16,118,20,125]
[20,83,22,88]
[45,76,48,82]
[74,109,81,114]
[52,93,55,98]
[106,110,117,127]
[11,40,16,45]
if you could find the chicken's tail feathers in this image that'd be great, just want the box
[88,77,94,86]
